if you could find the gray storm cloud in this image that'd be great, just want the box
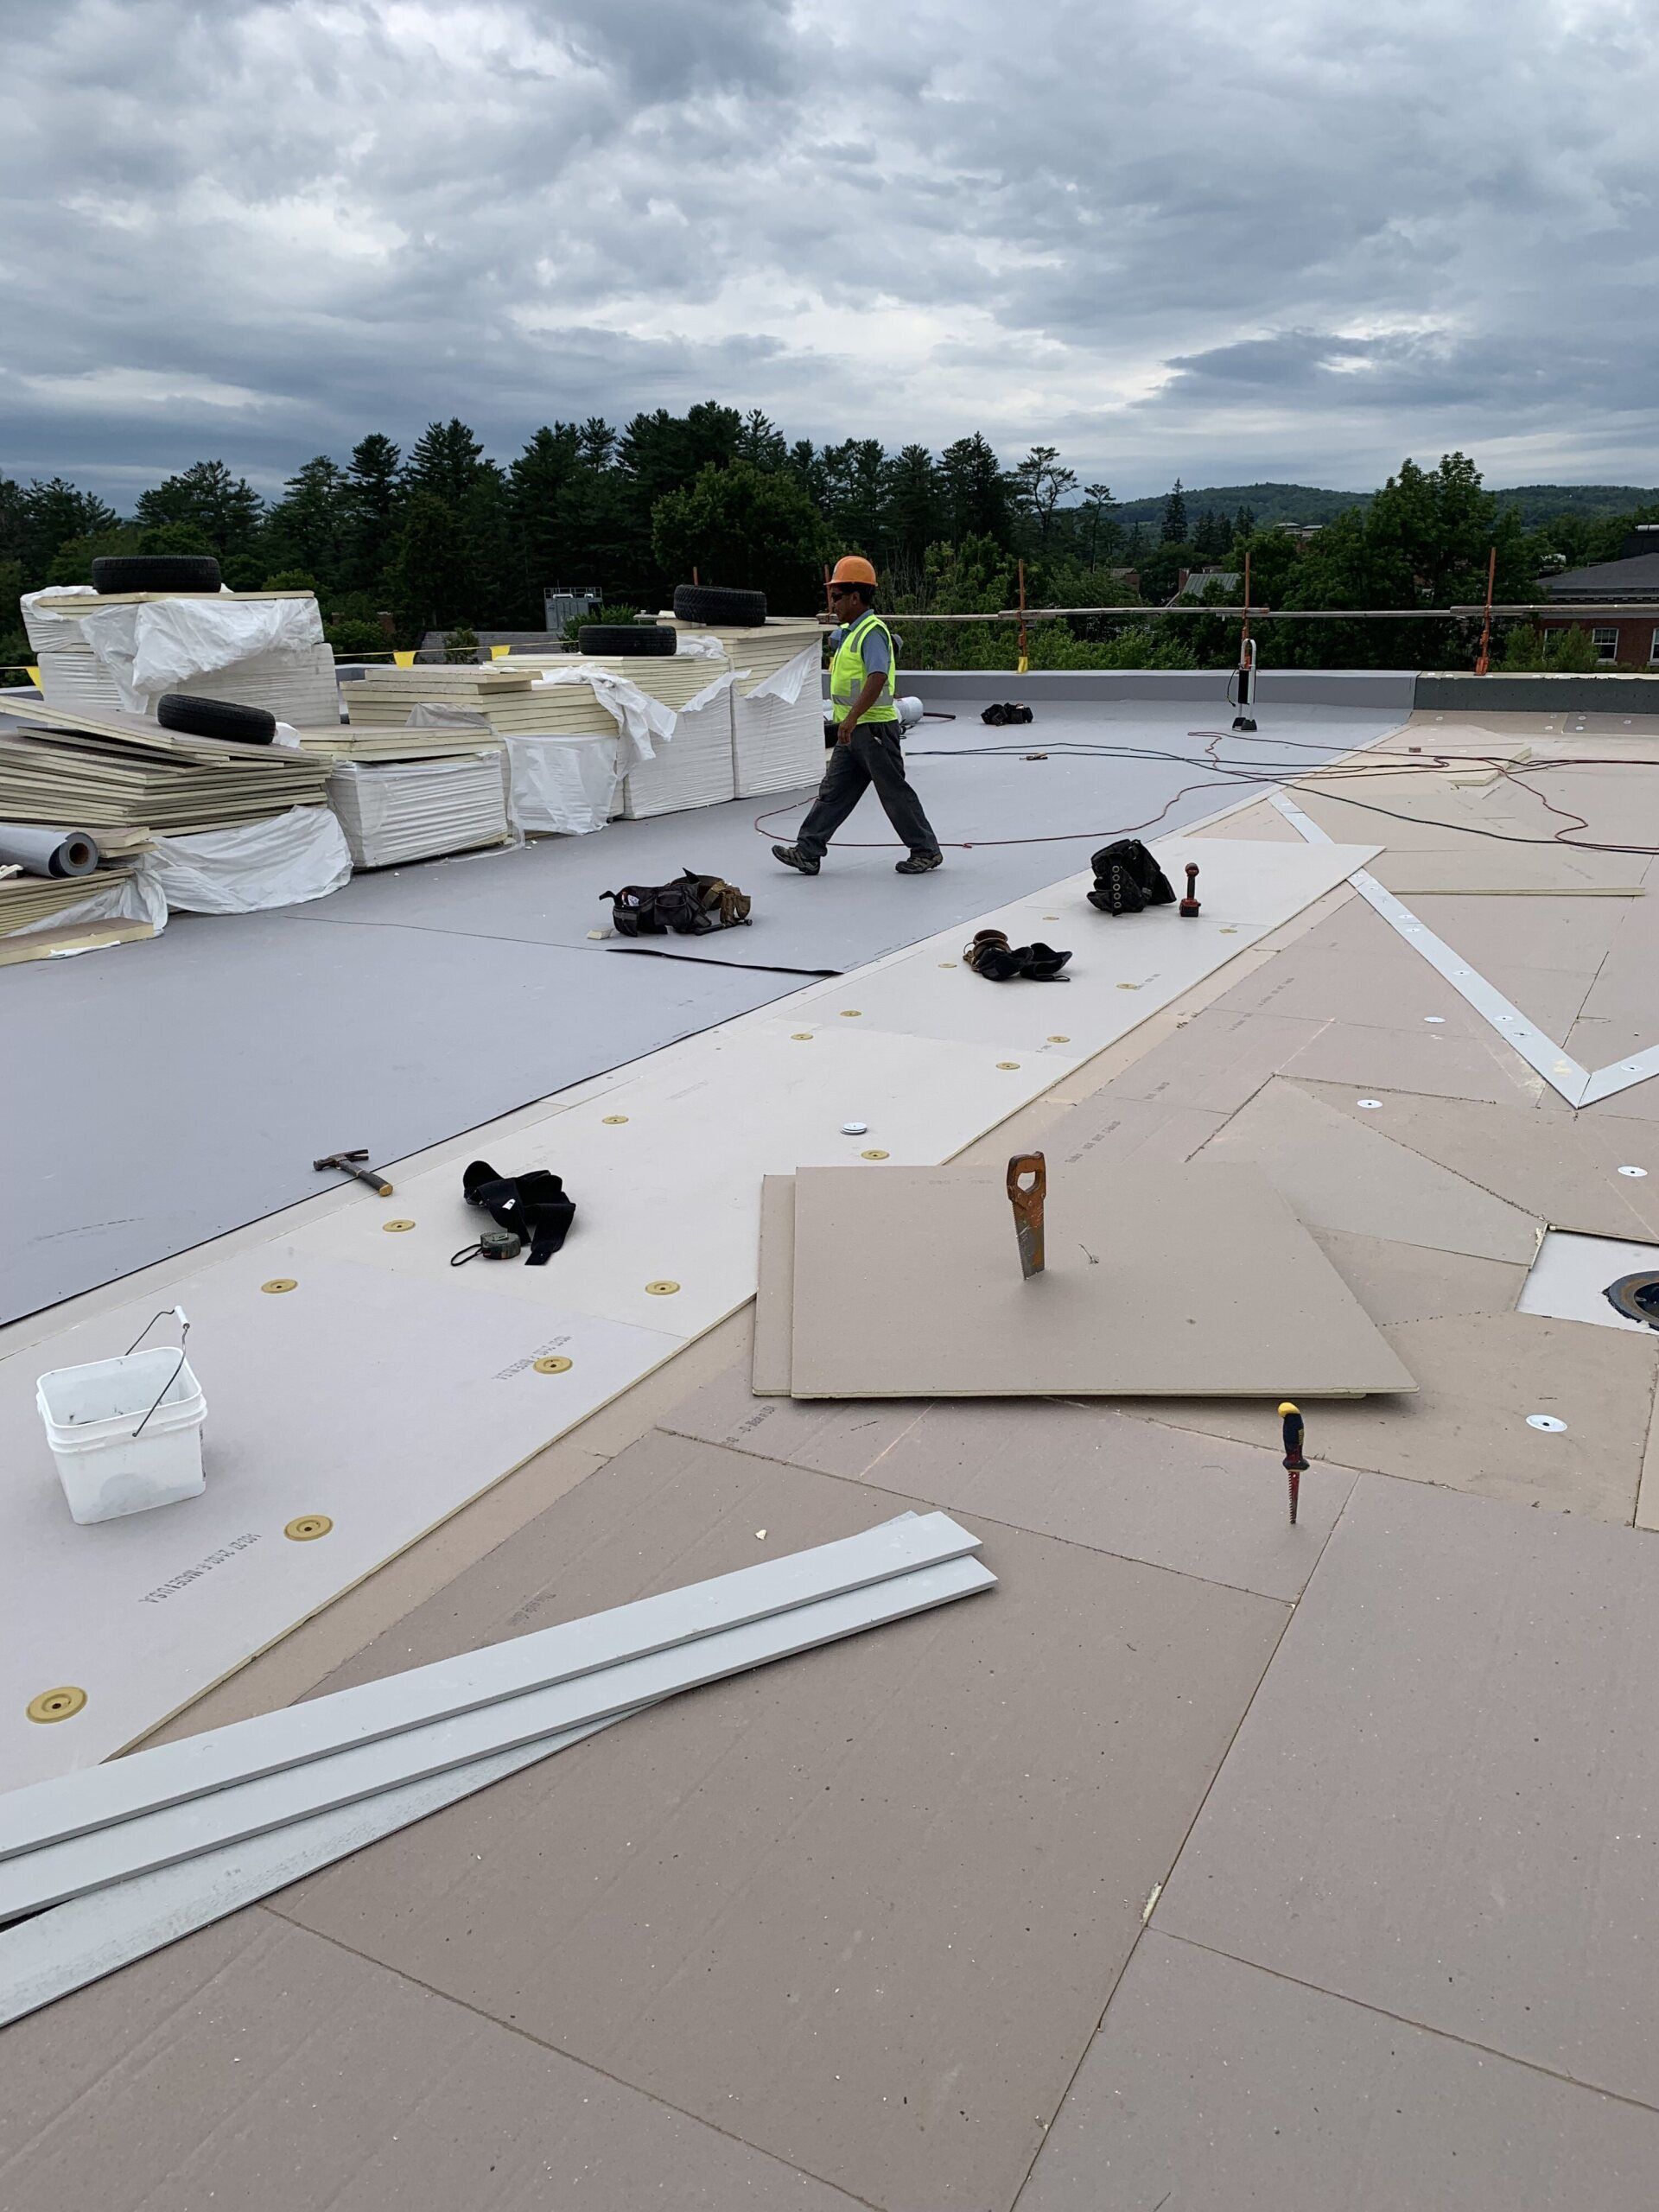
[1,0,1654,498]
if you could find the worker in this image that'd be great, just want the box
[773,556,943,876]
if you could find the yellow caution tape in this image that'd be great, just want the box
[392,648,416,667]
[488,643,511,660]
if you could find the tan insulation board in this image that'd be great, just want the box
[0,918,155,965]
[752,1173,798,1396]
[785,1160,1417,1400]
[29,589,315,612]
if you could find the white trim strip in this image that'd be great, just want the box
[0,1712,630,2031]
[0,1511,977,1866]
[1267,791,1597,1107]
[0,1554,995,1921]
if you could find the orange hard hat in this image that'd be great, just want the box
[830,555,878,588]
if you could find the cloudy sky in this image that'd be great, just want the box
[2,0,1655,505]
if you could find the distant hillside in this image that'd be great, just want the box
[1104,480,1659,533]
[1109,482,1370,530]
[1487,484,1659,524]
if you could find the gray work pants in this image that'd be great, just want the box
[793,723,941,862]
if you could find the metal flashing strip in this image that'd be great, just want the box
[0,1511,977,1866]
[0,1550,995,2023]
[1267,791,1599,1107]
[0,1551,995,1921]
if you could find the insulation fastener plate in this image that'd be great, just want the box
[27,1687,86,1725]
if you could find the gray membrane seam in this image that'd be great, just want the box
[247,1908,890,2212]
[1146,1929,1659,2119]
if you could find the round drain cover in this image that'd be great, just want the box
[1605,1271,1659,1328]
[1527,1414,1567,1433]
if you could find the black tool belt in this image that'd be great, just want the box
[462,1160,575,1266]
[603,869,752,938]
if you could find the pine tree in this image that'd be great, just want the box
[1161,478,1188,543]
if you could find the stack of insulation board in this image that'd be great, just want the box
[0,698,333,830]
[22,590,341,726]
[326,753,512,869]
[660,615,824,797]
[342,664,621,834]
[512,652,739,819]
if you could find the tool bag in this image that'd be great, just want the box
[981,702,1034,726]
[1087,838,1176,916]
[603,869,753,938]
[461,1160,575,1265]
[963,928,1071,982]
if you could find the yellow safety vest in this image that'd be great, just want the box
[830,611,898,723]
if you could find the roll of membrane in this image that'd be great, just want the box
[0,823,100,878]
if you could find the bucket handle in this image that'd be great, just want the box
[123,1306,191,1441]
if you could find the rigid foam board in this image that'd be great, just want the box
[751,1173,797,1395]
[285,1017,1084,1339]
[270,1433,1290,2212]
[0,1916,868,2211]
[1198,1078,1542,1263]
[0,1552,992,1918]
[787,1160,1417,1400]
[1157,1472,1659,2110]
[0,1512,979,1864]
[0,1249,682,1787]
[1020,1932,1659,2212]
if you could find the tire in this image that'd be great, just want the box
[672,583,768,628]
[156,693,276,745]
[577,624,676,657]
[92,554,222,594]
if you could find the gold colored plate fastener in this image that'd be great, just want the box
[645,1280,681,1295]
[995,1061,1020,1071]
[261,1278,297,1294]
[840,1009,861,1017]
[284,1515,334,1541]
[382,1219,416,1233]
[602,1115,629,1124]
[28,1686,86,1724]
[861,1148,890,1160]
[533,1354,574,1374]
[791,1033,813,1041]
[1047,1033,1071,1043]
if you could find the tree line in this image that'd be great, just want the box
[3,407,1655,677]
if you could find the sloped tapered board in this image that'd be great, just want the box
[787,1160,1417,1400]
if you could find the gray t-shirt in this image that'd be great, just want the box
[830,613,893,677]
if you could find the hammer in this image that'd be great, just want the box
[315,1147,394,1197]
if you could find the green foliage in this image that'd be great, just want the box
[1161,479,1188,543]
[651,461,827,611]
[1499,623,1601,672]
[443,621,480,662]
[262,568,320,592]
[389,491,470,632]
[47,525,142,585]
[326,617,390,658]
[135,461,263,556]
[561,602,639,645]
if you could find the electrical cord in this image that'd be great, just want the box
[754,730,1659,856]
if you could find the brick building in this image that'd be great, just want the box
[1542,524,1659,664]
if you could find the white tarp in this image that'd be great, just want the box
[531,665,675,769]
[135,806,352,914]
[501,733,621,835]
[73,597,326,712]
[747,645,820,707]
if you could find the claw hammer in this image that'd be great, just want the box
[315,1147,394,1198]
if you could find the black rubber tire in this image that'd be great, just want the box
[671,583,768,628]
[156,693,276,745]
[577,624,676,657]
[92,554,223,594]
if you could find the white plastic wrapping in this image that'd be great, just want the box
[747,645,820,707]
[501,733,622,835]
[134,806,351,913]
[327,754,512,868]
[531,666,675,769]
[74,597,326,712]
[20,586,100,656]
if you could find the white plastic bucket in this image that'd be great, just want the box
[36,1348,207,1525]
